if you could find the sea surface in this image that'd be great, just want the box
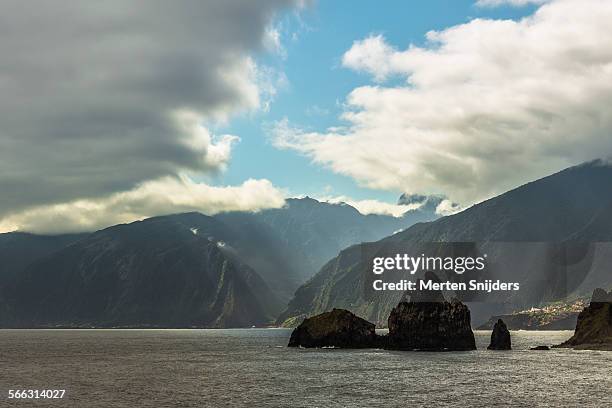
[0,329,610,407]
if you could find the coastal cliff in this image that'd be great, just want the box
[555,288,612,350]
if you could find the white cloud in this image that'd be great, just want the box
[264,26,287,59]
[342,35,397,82]
[323,196,419,217]
[476,0,550,7]
[435,200,463,216]
[321,194,461,217]
[170,110,239,172]
[273,0,612,206]
[254,64,290,113]
[0,177,286,234]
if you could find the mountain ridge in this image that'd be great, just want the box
[279,160,612,327]
[0,197,438,328]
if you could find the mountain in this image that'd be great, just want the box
[279,160,612,326]
[183,197,438,303]
[0,213,281,328]
[0,232,85,280]
[0,197,438,328]
[226,196,439,286]
[388,160,612,242]
[0,232,86,319]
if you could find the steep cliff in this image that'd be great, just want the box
[555,288,612,350]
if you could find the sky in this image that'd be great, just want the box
[1,0,611,233]
[217,0,540,203]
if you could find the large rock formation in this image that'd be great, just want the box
[386,298,476,351]
[487,319,511,350]
[288,273,478,351]
[384,272,476,351]
[555,288,612,350]
[288,309,380,348]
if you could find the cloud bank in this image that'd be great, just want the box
[274,0,612,205]
[0,177,286,234]
[321,194,459,218]
[322,196,420,217]
[0,0,297,227]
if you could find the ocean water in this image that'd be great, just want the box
[0,329,610,407]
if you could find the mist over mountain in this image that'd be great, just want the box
[232,196,440,285]
[397,194,444,209]
[279,160,612,326]
[0,197,436,328]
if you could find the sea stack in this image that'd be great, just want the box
[555,288,612,350]
[487,319,511,350]
[386,272,476,351]
[288,308,379,348]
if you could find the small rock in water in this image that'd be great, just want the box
[487,319,511,350]
[530,345,550,350]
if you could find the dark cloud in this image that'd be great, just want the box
[0,0,296,217]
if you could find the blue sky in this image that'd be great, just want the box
[215,0,538,203]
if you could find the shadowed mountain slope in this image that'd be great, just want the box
[280,160,612,326]
[0,198,438,328]
[0,214,280,328]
